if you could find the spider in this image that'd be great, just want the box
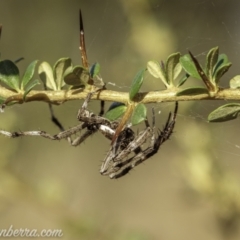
[0,100,178,179]
[100,102,178,179]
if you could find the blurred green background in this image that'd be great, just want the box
[1,0,240,239]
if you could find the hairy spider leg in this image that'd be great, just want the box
[0,90,109,146]
[100,111,156,175]
[0,122,86,144]
[0,83,91,145]
[100,127,136,175]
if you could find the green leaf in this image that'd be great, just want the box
[90,62,100,78]
[21,60,38,90]
[208,103,240,122]
[64,65,89,87]
[188,51,216,94]
[206,47,219,80]
[180,54,201,79]
[218,53,229,64]
[147,60,167,86]
[23,79,40,100]
[105,105,127,121]
[214,62,232,84]
[177,74,189,87]
[107,102,124,111]
[0,60,20,91]
[38,62,56,90]
[166,52,181,86]
[131,103,147,125]
[129,69,145,100]
[53,58,72,90]
[176,87,209,96]
[230,75,240,89]
[147,61,160,78]
[213,54,229,76]
[173,62,183,80]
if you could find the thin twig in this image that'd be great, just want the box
[0,87,240,107]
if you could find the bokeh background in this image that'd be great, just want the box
[1,0,240,239]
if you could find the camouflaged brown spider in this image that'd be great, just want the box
[0,99,178,179]
[100,102,178,179]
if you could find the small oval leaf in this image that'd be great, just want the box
[105,105,127,121]
[177,73,189,87]
[230,75,240,89]
[188,51,216,93]
[107,102,125,112]
[147,60,167,86]
[206,46,219,79]
[176,87,209,96]
[64,65,89,87]
[131,103,147,126]
[180,54,201,79]
[208,103,240,122]
[90,62,100,78]
[0,60,20,91]
[23,79,40,100]
[166,52,181,86]
[214,62,232,84]
[129,69,145,100]
[53,58,72,90]
[213,53,229,75]
[147,61,160,78]
[21,60,38,90]
[38,62,56,90]
[173,62,182,80]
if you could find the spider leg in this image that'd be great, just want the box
[99,100,105,116]
[152,101,178,151]
[99,125,115,140]
[72,121,116,147]
[77,91,93,118]
[77,88,105,121]
[114,127,152,162]
[100,128,150,176]
[101,115,153,175]
[71,128,97,146]
[48,103,65,132]
[109,129,153,177]
[43,79,66,133]
[42,75,77,145]
[109,127,157,179]
[0,122,88,146]
[100,127,136,175]
[108,102,178,179]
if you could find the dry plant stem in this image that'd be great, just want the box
[1,87,240,106]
